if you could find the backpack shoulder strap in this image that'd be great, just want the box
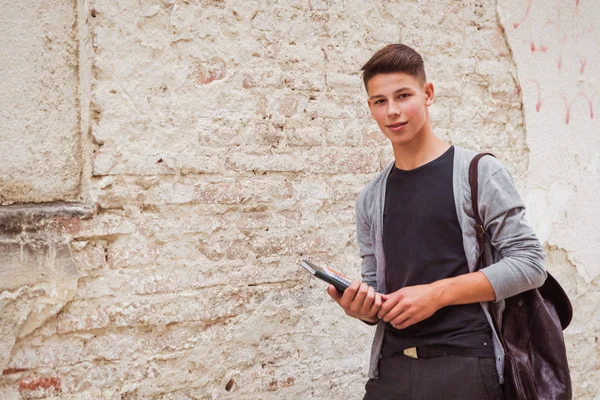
[469,153,573,330]
[468,152,496,269]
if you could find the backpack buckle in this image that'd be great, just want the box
[475,224,486,239]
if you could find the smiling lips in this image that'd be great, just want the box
[387,121,408,132]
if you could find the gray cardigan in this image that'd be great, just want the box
[356,146,547,382]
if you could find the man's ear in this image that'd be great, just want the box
[424,82,434,106]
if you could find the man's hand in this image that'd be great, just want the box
[378,284,441,330]
[378,272,497,330]
[327,280,382,324]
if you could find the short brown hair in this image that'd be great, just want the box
[361,44,426,90]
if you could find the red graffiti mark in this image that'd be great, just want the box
[514,0,535,29]
[557,55,563,71]
[530,42,536,52]
[560,92,597,124]
[533,81,542,112]
[523,79,543,112]
[557,34,568,72]
[577,92,598,119]
[576,0,580,11]
[580,59,587,74]
[561,95,572,124]
[538,19,555,53]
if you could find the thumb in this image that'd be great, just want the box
[380,293,389,301]
[327,284,342,301]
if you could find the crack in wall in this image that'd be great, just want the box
[495,0,531,175]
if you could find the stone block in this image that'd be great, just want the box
[0,0,82,204]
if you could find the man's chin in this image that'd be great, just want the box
[384,130,411,142]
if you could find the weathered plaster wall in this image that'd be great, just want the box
[0,0,597,399]
[497,1,600,398]
[0,0,83,204]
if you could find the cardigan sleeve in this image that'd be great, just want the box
[477,167,547,301]
[356,189,378,291]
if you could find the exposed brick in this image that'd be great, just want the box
[195,57,227,85]
[58,286,269,334]
[227,148,379,174]
[8,335,85,369]
[17,375,61,398]
[73,212,136,239]
[70,241,108,272]
[57,304,110,333]
[195,179,294,204]
[278,96,300,118]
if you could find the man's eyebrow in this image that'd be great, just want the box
[369,87,411,100]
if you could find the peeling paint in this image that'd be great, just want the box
[498,1,600,397]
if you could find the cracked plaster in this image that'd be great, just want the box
[498,1,600,398]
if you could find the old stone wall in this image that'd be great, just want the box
[498,0,600,397]
[0,0,598,399]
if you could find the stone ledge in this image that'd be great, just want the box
[0,203,95,235]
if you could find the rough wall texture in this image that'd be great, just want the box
[498,1,600,398]
[0,0,597,399]
[0,0,82,205]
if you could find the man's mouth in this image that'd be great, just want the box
[387,122,407,128]
[387,122,408,132]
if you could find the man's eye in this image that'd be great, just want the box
[398,94,409,99]
[375,100,385,105]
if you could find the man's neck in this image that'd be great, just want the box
[392,133,450,171]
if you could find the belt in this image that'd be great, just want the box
[402,345,493,359]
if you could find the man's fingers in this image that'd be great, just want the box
[350,283,370,313]
[358,285,376,315]
[339,280,360,308]
[374,293,382,309]
[382,302,406,323]
[392,315,414,330]
[378,296,398,318]
[368,292,382,317]
[328,280,387,322]
[390,311,411,326]
[327,285,342,301]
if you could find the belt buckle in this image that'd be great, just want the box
[403,347,418,359]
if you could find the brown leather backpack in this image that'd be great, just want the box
[470,153,573,400]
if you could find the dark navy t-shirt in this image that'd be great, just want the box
[382,146,493,354]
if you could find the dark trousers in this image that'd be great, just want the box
[364,352,503,400]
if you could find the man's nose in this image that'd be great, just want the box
[387,103,400,117]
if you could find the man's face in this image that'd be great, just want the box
[366,72,434,147]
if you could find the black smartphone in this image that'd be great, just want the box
[298,259,351,292]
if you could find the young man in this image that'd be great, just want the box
[327,44,547,399]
